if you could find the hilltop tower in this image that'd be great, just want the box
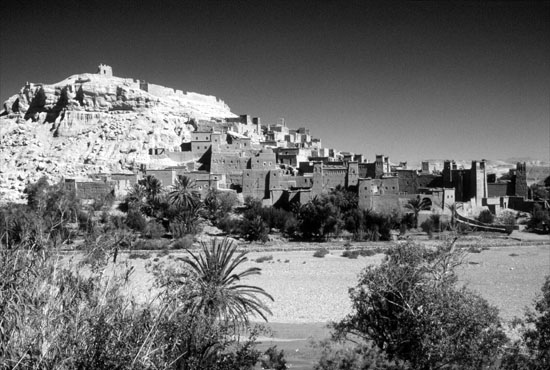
[97,64,113,77]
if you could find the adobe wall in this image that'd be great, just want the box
[488,183,508,197]
[146,169,175,187]
[191,142,212,156]
[111,173,140,185]
[250,151,278,170]
[417,173,442,188]
[312,166,347,193]
[347,162,359,188]
[210,153,250,173]
[74,181,115,199]
[242,169,270,199]
[508,196,544,213]
[396,170,417,194]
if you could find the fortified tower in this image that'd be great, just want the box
[97,64,113,77]
[470,160,488,206]
[514,162,529,199]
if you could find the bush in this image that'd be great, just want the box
[260,346,287,370]
[129,252,150,259]
[316,341,406,370]
[527,204,550,231]
[0,242,267,369]
[217,214,242,235]
[342,250,360,259]
[132,239,169,250]
[241,216,269,243]
[126,210,147,232]
[478,209,495,224]
[172,235,194,250]
[331,241,507,369]
[255,255,273,263]
[420,218,434,238]
[144,220,166,239]
[501,275,550,369]
[313,248,330,258]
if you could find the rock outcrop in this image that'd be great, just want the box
[0,65,237,203]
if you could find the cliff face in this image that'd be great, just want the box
[0,68,237,202]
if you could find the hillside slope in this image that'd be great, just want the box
[0,67,236,202]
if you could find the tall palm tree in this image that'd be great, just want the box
[140,175,163,204]
[182,238,273,325]
[405,197,431,229]
[169,175,200,210]
[126,183,148,210]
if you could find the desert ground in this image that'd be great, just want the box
[75,231,547,369]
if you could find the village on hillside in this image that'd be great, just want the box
[61,66,548,234]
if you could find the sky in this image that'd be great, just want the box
[1,0,549,163]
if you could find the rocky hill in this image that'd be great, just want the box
[0,65,237,203]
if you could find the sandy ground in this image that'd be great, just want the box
[98,241,550,325]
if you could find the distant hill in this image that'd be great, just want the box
[0,65,236,202]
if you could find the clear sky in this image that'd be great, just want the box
[1,0,548,163]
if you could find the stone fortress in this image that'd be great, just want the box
[0,65,545,218]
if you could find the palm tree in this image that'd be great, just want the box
[169,175,200,210]
[182,238,273,325]
[405,197,431,229]
[445,202,459,231]
[140,175,163,203]
[126,183,148,209]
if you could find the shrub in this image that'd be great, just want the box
[527,204,550,231]
[241,216,269,242]
[132,239,169,250]
[128,252,150,259]
[144,220,166,239]
[313,248,330,258]
[316,341,406,370]
[501,275,550,369]
[126,209,147,232]
[478,209,495,224]
[331,241,507,369]
[420,218,434,238]
[342,250,360,259]
[217,214,242,235]
[359,249,376,257]
[260,346,287,370]
[172,235,194,250]
[0,241,268,369]
[157,249,170,257]
[467,245,483,253]
[255,255,273,263]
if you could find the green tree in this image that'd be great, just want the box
[478,209,495,224]
[169,175,200,210]
[298,196,342,239]
[330,241,507,370]
[527,204,550,231]
[502,275,550,369]
[404,197,430,228]
[181,238,273,325]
